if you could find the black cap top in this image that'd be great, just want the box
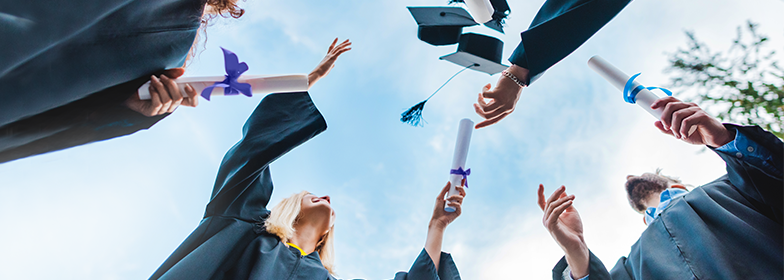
[439,32,508,75]
[408,7,478,46]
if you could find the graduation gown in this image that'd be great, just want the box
[150,92,462,280]
[551,125,784,280]
[509,0,631,84]
[0,0,204,161]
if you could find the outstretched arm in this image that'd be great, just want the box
[474,0,631,128]
[394,181,467,280]
[205,39,351,220]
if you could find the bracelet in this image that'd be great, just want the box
[502,70,527,87]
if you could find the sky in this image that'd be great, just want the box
[1,0,783,279]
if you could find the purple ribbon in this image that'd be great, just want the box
[450,167,471,188]
[200,47,252,100]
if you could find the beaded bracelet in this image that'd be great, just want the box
[502,70,527,87]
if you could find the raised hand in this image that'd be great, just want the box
[308,38,352,88]
[473,65,529,129]
[538,184,589,278]
[125,68,199,117]
[651,96,734,148]
[430,181,467,230]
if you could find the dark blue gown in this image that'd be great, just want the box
[150,92,461,280]
[551,125,783,280]
[0,0,204,162]
[508,0,631,84]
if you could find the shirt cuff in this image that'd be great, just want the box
[563,265,589,280]
[715,127,781,176]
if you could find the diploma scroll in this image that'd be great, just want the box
[137,74,309,100]
[587,56,697,136]
[464,0,493,23]
[445,118,474,213]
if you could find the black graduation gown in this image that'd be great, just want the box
[150,92,462,280]
[551,125,783,280]
[0,0,203,161]
[509,0,631,84]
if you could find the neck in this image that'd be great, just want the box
[289,223,324,255]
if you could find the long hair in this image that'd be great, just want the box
[185,0,246,66]
[264,191,336,275]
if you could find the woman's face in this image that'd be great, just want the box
[300,193,336,230]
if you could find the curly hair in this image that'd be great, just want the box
[184,0,245,66]
[625,169,683,213]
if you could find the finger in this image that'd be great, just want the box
[334,39,351,51]
[476,93,489,107]
[547,199,574,227]
[650,96,681,110]
[474,112,510,129]
[163,67,185,79]
[545,194,575,223]
[544,186,566,214]
[455,185,466,197]
[446,200,462,214]
[182,84,199,107]
[477,101,504,116]
[680,111,705,139]
[438,181,451,200]
[148,86,163,117]
[150,76,171,114]
[537,184,546,211]
[446,194,463,204]
[161,76,183,113]
[482,86,501,99]
[670,106,699,139]
[654,121,674,136]
[328,38,338,53]
[660,102,691,132]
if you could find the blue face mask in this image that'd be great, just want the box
[644,188,689,225]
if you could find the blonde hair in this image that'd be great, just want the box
[264,191,336,275]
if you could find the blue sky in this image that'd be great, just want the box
[1,0,783,279]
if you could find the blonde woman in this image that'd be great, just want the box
[150,40,466,280]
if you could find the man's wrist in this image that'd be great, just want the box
[507,64,530,85]
[563,243,590,278]
[709,125,736,148]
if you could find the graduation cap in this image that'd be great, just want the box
[401,33,508,126]
[440,32,508,75]
[408,7,478,46]
[448,0,510,33]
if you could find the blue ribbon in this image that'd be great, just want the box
[622,73,673,104]
[201,47,252,100]
[450,167,471,188]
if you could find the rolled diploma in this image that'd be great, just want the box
[445,118,474,212]
[587,56,697,135]
[137,74,309,100]
[464,0,494,24]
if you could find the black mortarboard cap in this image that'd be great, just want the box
[439,33,508,75]
[485,0,510,33]
[408,7,478,46]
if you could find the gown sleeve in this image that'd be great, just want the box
[711,124,784,224]
[0,74,167,164]
[392,248,461,280]
[0,0,135,76]
[508,0,630,84]
[203,91,327,221]
[551,250,622,280]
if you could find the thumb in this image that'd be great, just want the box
[163,68,186,79]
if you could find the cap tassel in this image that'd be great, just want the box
[400,64,476,127]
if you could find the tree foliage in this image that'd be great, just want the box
[667,21,784,138]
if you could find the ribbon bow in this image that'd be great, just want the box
[201,47,252,100]
[622,73,672,104]
[450,167,471,188]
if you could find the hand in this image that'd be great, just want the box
[473,64,529,129]
[538,184,589,278]
[308,38,352,88]
[124,68,199,117]
[424,180,467,270]
[651,96,734,147]
[430,181,467,231]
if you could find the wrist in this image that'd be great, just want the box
[428,220,447,232]
[563,243,590,278]
[507,64,530,85]
[709,125,735,148]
